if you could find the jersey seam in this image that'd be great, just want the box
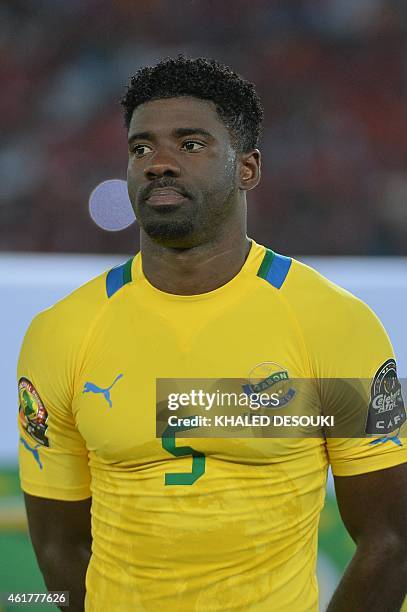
[256,272,315,379]
[331,450,407,476]
[73,277,133,399]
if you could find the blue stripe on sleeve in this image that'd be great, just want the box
[265,253,292,289]
[106,263,125,298]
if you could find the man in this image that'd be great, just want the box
[18,56,407,611]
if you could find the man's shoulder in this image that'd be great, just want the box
[282,255,388,343]
[254,249,381,331]
[286,256,367,309]
[250,242,373,320]
[25,257,134,348]
[35,269,107,326]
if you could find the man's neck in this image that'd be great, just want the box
[140,228,251,296]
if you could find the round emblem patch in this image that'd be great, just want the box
[243,362,296,408]
[365,359,406,436]
[18,377,49,447]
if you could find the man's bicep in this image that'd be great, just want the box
[24,492,92,596]
[24,493,92,550]
[334,462,407,544]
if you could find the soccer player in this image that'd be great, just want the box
[18,56,407,611]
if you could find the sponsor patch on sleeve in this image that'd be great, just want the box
[18,377,49,447]
[365,359,406,436]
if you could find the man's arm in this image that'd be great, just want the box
[327,462,407,612]
[24,493,92,612]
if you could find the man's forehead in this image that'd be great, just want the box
[129,96,225,134]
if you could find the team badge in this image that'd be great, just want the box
[242,362,296,408]
[18,377,49,447]
[365,359,406,436]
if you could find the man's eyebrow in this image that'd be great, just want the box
[128,127,215,145]
[128,131,152,145]
[173,127,215,140]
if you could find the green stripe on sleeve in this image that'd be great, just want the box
[123,257,134,284]
[257,249,275,280]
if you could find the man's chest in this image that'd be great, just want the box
[72,302,313,464]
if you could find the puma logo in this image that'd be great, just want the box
[369,435,402,447]
[20,436,43,469]
[82,373,123,408]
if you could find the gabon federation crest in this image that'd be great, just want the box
[242,362,296,408]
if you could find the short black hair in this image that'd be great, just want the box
[120,55,263,153]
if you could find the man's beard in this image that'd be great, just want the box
[137,180,237,247]
[143,218,194,242]
[137,197,198,246]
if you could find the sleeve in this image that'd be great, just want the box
[320,296,407,477]
[18,311,91,500]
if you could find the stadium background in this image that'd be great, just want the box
[1,1,406,609]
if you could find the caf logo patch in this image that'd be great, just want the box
[365,359,406,436]
[18,377,49,447]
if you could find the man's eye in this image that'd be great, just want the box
[182,141,205,152]
[131,144,152,156]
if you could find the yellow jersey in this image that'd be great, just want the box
[18,240,407,611]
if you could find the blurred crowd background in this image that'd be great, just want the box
[1,0,406,255]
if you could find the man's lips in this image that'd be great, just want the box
[145,187,189,206]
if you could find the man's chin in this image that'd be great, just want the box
[142,220,196,247]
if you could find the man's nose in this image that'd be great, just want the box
[144,150,181,179]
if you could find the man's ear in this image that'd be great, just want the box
[239,149,261,191]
